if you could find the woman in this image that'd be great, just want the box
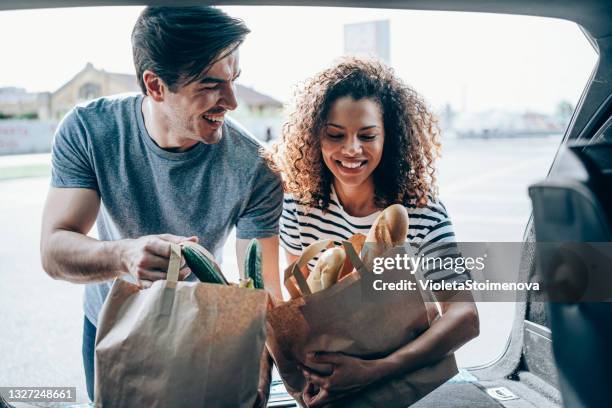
[270,57,479,407]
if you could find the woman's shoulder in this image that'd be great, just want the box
[283,192,313,214]
[403,196,456,247]
[283,192,331,214]
[404,195,451,225]
[282,192,322,220]
[283,192,298,206]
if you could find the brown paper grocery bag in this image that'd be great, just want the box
[94,243,268,408]
[266,241,458,407]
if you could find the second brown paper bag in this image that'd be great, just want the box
[266,241,458,407]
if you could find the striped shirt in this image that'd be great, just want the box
[280,187,468,283]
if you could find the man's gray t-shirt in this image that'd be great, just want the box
[51,94,283,327]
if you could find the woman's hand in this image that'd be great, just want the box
[300,352,384,407]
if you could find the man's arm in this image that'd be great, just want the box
[236,236,281,300]
[40,187,193,286]
[41,187,118,283]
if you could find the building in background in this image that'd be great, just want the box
[231,84,283,143]
[50,63,137,120]
[50,63,283,140]
[0,63,284,154]
[0,87,51,120]
[343,20,391,65]
[0,88,54,155]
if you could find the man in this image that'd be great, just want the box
[39,6,282,405]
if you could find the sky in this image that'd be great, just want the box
[0,5,598,114]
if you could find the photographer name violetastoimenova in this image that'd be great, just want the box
[373,279,540,292]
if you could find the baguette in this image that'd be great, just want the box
[362,204,409,267]
[306,247,346,293]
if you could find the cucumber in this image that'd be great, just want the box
[181,242,227,285]
[244,239,264,289]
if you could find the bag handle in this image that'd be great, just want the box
[284,239,379,297]
[166,243,182,284]
[342,240,369,279]
[284,239,332,296]
[159,243,182,316]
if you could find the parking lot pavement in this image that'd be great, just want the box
[0,153,51,169]
[0,135,562,405]
[0,177,88,404]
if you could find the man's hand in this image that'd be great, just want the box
[119,234,198,288]
[301,352,380,407]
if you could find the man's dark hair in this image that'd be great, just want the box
[132,6,250,94]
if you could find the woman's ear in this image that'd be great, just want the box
[142,70,166,102]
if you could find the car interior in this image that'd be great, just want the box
[1,1,610,407]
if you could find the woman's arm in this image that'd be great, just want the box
[302,290,479,407]
[377,290,479,377]
[285,250,300,266]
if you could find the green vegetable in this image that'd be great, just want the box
[239,277,254,289]
[181,242,227,285]
[244,239,264,289]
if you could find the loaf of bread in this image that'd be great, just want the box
[306,247,346,293]
[362,204,409,267]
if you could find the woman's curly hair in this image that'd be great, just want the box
[268,57,442,211]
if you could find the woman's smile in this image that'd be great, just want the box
[336,159,368,171]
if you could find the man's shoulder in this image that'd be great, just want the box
[55,93,141,144]
[69,93,140,121]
